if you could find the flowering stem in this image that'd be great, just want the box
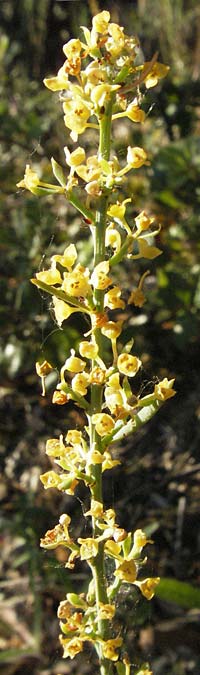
[89,100,115,675]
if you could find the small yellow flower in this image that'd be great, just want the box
[52,390,69,405]
[40,470,61,490]
[71,372,89,396]
[17,164,39,191]
[62,38,83,61]
[101,320,123,340]
[98,602,116,620]
[91,83,120,109]
[101,636,122,661]
[78,537,99,560]
[36,268,62,285]
[154,377,176,400]
[117,353,141,377]
[51,243,77,270]
[92,10,110,34]
[89,366,106,385]
[142,61,170,89]
[128,288,146,307]
[127,146,148,169]
[138,239,162,259]
[92,413,115,437]
[91,261,111,290]
[104,287,125,310]
[46,436,66,457]
[105,540,122,557]
[85,180,101,196]
[64,350,86,373]
[66,430,83,445]
[64,146,86,168]
[102,451,121,471]
[43,63,69,91]
[106,23,125,57]
[59,635,84,659]
[79,340,99,360]
[126,103,146,123]
[105,225,121,252]
[85,499,104,518]
[114,559,137,583]
[53,297,78,327]
[134,211,155,235]
[134,576,160,599]
[62,264,91,297]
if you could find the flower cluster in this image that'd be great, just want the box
[18,9,173,675]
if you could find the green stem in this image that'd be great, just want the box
[89,99,115,675]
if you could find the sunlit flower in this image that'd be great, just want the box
[104,286,125,310]
[64,146,86,168]
[114,559,137,583]
[117,353,141,377]
[134,576,160,599]
[105,224,121,252]
[89,366,106,385]
[51,243,77,270]
[63,98,92,140]
[137,238,162,259]
[101,636,122,661]
[128,270,149,307]
[79,340,99,359]
[92,413,115,437]
[43,63,69,91]
[17,164,39,191]
[106,23,125,57]
[53,297,79,327]
[78,537,99,560]
[154,377,176,400]
[59,635,84,659]
[62,264,91,297]
[126,103,146,123]
[91,261,111,290]
[40,470,61,490]
[98,602,116,620]
[72,372,89,396]
[85,499,104,518]
[127,146,148,168]
[36,268,62,285]
[92,10,110,34]
[134,210,155,235]
[52,390,69,405]
[64,350,86,373]
[66,430,83,445]
[91,83,120,109]
[101,320,123,340]
[142,61,170,89]
[46,436,66,458]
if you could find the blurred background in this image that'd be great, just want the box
[0,1,200,674]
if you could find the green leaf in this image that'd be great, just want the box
[155,577,200,609]
[51,157,66,187]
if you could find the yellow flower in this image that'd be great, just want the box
[104,286,125,310]
[106,23,125,57]
[142,61,170,89]
[134,210,155,235]
[85,499,104,518]
[105,225,121,252]
[62,264,91,297]
[46,436,66,458]
[40,470,61,489]
[52,390,69,405]
[85,180,101,196]
[136,669,153,675]
[89,366,106,385]
[63,38,83,61]
[133,529,149,552]
[107,199,131,233]
[101,637,122,661]
[126,103,146,123]
[92,413,115,437]
[91,83,120,109]
[105,540,122,557]
[154,377,176,400]
[98,602,116,620]
[59,635,84,659]
[66,430,83,445]
[36,268,62,285]
[114,559,137,583]
[78,537,99,560]
[134,576,160,599]
[17,164,39,191]
[71,372,89,396]
[127,146,148,169]
[92,10,110,34]
[128,288,146,307]
[117,353,141,377]
[63,98,92,139]
[102,451,121,472]
[64,350,86,373]
[101,320,123,340]
[51,243,77,270]
[105,374,125,415]
[52,297,78,327]
[138,239,162,259]
[64,146,86,168]
[79,340,99,360]
[91,261,111,290]
[43,63,69,91]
